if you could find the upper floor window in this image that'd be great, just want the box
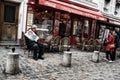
[104,0,110,12]
[115,1,120,15]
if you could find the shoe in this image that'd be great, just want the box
[109,60,113,63]
[38,57,44,60]
[103,58,108,61]
[33,57,38,61]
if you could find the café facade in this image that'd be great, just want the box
[27,0,107,45]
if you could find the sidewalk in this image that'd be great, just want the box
[0,46,120,80]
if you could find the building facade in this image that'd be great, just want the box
[0,0,27,45]
[26,0,106,45]
[95,0,120,41]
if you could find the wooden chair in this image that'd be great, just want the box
[60,37,71,52]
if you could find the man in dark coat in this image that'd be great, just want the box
[113,30,120,61]
[59,20,66,38]
[25,25,44,60]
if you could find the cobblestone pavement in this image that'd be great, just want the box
[0,46,120,80]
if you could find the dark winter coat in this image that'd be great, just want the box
[59,23,66,37]
[114,34,119,48]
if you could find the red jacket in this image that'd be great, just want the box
[105,34,114,51]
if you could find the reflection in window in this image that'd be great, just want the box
[73,21,78,35]
[77,21,82,37]
[84,20,89,38]
[66,20,71,36]
[99,25,106,39]
[73,20,82,37]
[34,9,54,35]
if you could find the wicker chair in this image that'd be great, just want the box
[82,39,88,51]
[60,37,71,52]
[43,35,53,52]
[87,39,94,51]
[94,39,101,51]
[82,39,94,51]
[49,36,61,52]
[75,37,82,49]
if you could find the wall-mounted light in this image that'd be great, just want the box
[45,10,48,13]
[103,7,108,11]
[28,0,35,4]
[114,11,118,15]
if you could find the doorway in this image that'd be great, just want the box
[0,2,19,41]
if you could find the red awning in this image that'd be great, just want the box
[38,0,107,21]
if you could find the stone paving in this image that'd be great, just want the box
[0,46,120,80]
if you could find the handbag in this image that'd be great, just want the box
[110,44,115,48]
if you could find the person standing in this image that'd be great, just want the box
[104,30,115,62]
[59,20,66,38]
[113,30,120,61]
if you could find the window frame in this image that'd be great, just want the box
[4,4,16,23]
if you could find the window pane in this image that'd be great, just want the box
[77,21,82,37]
[84,20,89,38]
[4,5,15,23]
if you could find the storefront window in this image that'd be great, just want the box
[59,13,71,37]
[34,9,54,35]
[84,20,89,38]
[99,25,106,39]
[73,20,82,37]
[73,21,78,35]
[66,20,71,36]
[77,21,82,37]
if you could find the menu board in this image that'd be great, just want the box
[27,13,33,29]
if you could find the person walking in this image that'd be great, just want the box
[104,30,115,62]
